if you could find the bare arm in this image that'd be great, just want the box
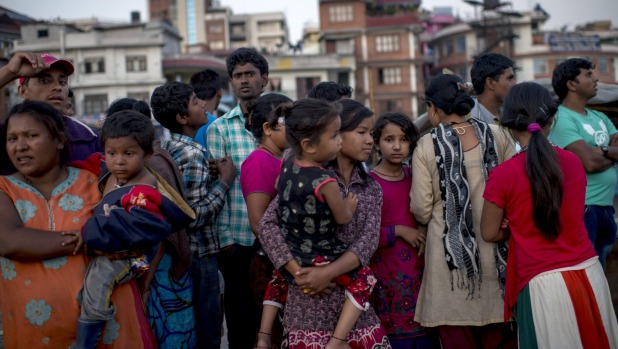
[0,192,76,261]
[564,140,614,173]
[245,192,275,236]
[319,181,357,225]
[480,200,509,242]
[0,52,49,89]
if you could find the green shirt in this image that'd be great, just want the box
[549,105,618,206]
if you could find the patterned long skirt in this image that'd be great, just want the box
[146,253,196,349]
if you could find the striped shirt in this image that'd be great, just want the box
[206,103,257,247]
[162,133,229,256]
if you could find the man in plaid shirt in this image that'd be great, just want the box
[207,47,268,349]
[151,81,236,349]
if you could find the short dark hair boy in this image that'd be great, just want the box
[150,80,236,348]
[101,110,155,155]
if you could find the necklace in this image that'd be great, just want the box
[372,168,404,179]
[515,145,529,156]
[256,143,281,158]
[115,180,127,188]
[452,124,474,135]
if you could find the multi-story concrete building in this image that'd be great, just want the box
[425,5,618,85]
[265,52,355,99]
[0,6,37,121]
[229,12,289,54]
[13,18,182,125]
[319,0,425,118]
[149,0,288,55]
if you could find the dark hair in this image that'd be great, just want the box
[471,53,515,95]
[328,99,374,177]
[277,98,341,155]
[500,82,561,240]
[247,93,292,141]
[307,81,353,101]
[1,101,70,167]
[101,110,155,155]
[107,98,152,118]
[338,99,374,133]
[425,74,475,116]
[372,112,419,156]
[190,69,222,101]
[552,58,594,102]
[150,81,195,134]
[226,47,269,78]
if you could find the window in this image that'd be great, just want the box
[444,40,453,56]
[598,57,609,73]
[186,0,197,44]
[84,94,108,114]
[338,71,350,87]
[126,56,147,72]
[84,57,105,74]
[379,99,403,113]
[376,35,400,53]
[378,67,402,85]
[329,5,353,23]
[335,40,354,54]
[231,23,245,35]
[533,59,549,76]
[209,41,225,50]
[37,29,49,38]
[296,76,320,99]
[456,36,466,53]
[258,21,279,32]
[208,24,223,33]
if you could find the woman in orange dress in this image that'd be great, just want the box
[0,101,155,348]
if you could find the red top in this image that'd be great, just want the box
[483,147,597,321]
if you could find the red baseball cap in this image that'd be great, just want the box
[19,53,75,85]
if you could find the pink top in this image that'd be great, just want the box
[240,148,282,199]
[483,147,597,320]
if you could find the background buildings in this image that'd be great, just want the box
[0,0,617,123]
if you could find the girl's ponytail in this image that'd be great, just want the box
[501,82,561,240]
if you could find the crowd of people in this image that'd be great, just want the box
[0,46,616,349]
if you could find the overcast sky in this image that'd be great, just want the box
[3,0,617,43]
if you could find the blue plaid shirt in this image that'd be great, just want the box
[163,133,229,256]
[206,103,257,247]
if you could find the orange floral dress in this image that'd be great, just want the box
[0,167,155,349]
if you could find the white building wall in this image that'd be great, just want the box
[14,22,177,121]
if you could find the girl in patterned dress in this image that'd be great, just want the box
[257,98,377,349]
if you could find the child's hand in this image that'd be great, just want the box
[397,226,426,257]
[61,230,84,255]
[343,192,358,214]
